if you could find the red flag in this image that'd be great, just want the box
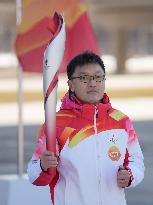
[15,0,100,73]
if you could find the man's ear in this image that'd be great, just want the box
[67,80,74,92]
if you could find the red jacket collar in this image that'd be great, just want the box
[60,91,112,120]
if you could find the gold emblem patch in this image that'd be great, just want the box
[108,146,121,161]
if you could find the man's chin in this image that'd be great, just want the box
[87,98,100,104]
[79,96,100,104]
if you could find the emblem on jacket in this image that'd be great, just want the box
[108,146,121,161]
[108,135,121,161]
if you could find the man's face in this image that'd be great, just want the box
[68,63,105,104]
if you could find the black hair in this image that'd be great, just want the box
[67,51,105,80]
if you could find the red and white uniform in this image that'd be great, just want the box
[27,93,144,205]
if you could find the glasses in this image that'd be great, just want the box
[70,74,106,83]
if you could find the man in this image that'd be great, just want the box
[27,51,145,205]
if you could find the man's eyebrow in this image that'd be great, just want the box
[95,71,104,74]
[78,71,104,75]
[78,72,90,75]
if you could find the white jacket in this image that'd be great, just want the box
[27,94,145,205]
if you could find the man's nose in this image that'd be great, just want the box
[88,77,96,86]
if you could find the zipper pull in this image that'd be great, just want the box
[96,109,98,118]
[94,106,98,134]
[95,106,98,118]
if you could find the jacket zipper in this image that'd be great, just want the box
[94,106,98,134]
[94,106,102,205]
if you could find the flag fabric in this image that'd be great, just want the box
[15,0,100,73]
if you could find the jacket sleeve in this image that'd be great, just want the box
[124,118,145,188]
[27,124,59,186]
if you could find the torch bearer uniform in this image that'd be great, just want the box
[27,92,144,205]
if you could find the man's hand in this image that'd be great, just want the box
[40,151,58,172]
[117,165,131,188]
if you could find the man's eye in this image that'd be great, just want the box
[80,76,88,81]
[95,75,105,81]
[95,76,102,80]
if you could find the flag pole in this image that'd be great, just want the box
[16,0,24,177]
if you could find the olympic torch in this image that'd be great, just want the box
[43,13,66,173]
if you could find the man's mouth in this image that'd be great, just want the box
[87,91,98,94]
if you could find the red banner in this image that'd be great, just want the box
[15,0,100,73]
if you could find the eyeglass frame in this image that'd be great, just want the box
[70,74,106,83]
